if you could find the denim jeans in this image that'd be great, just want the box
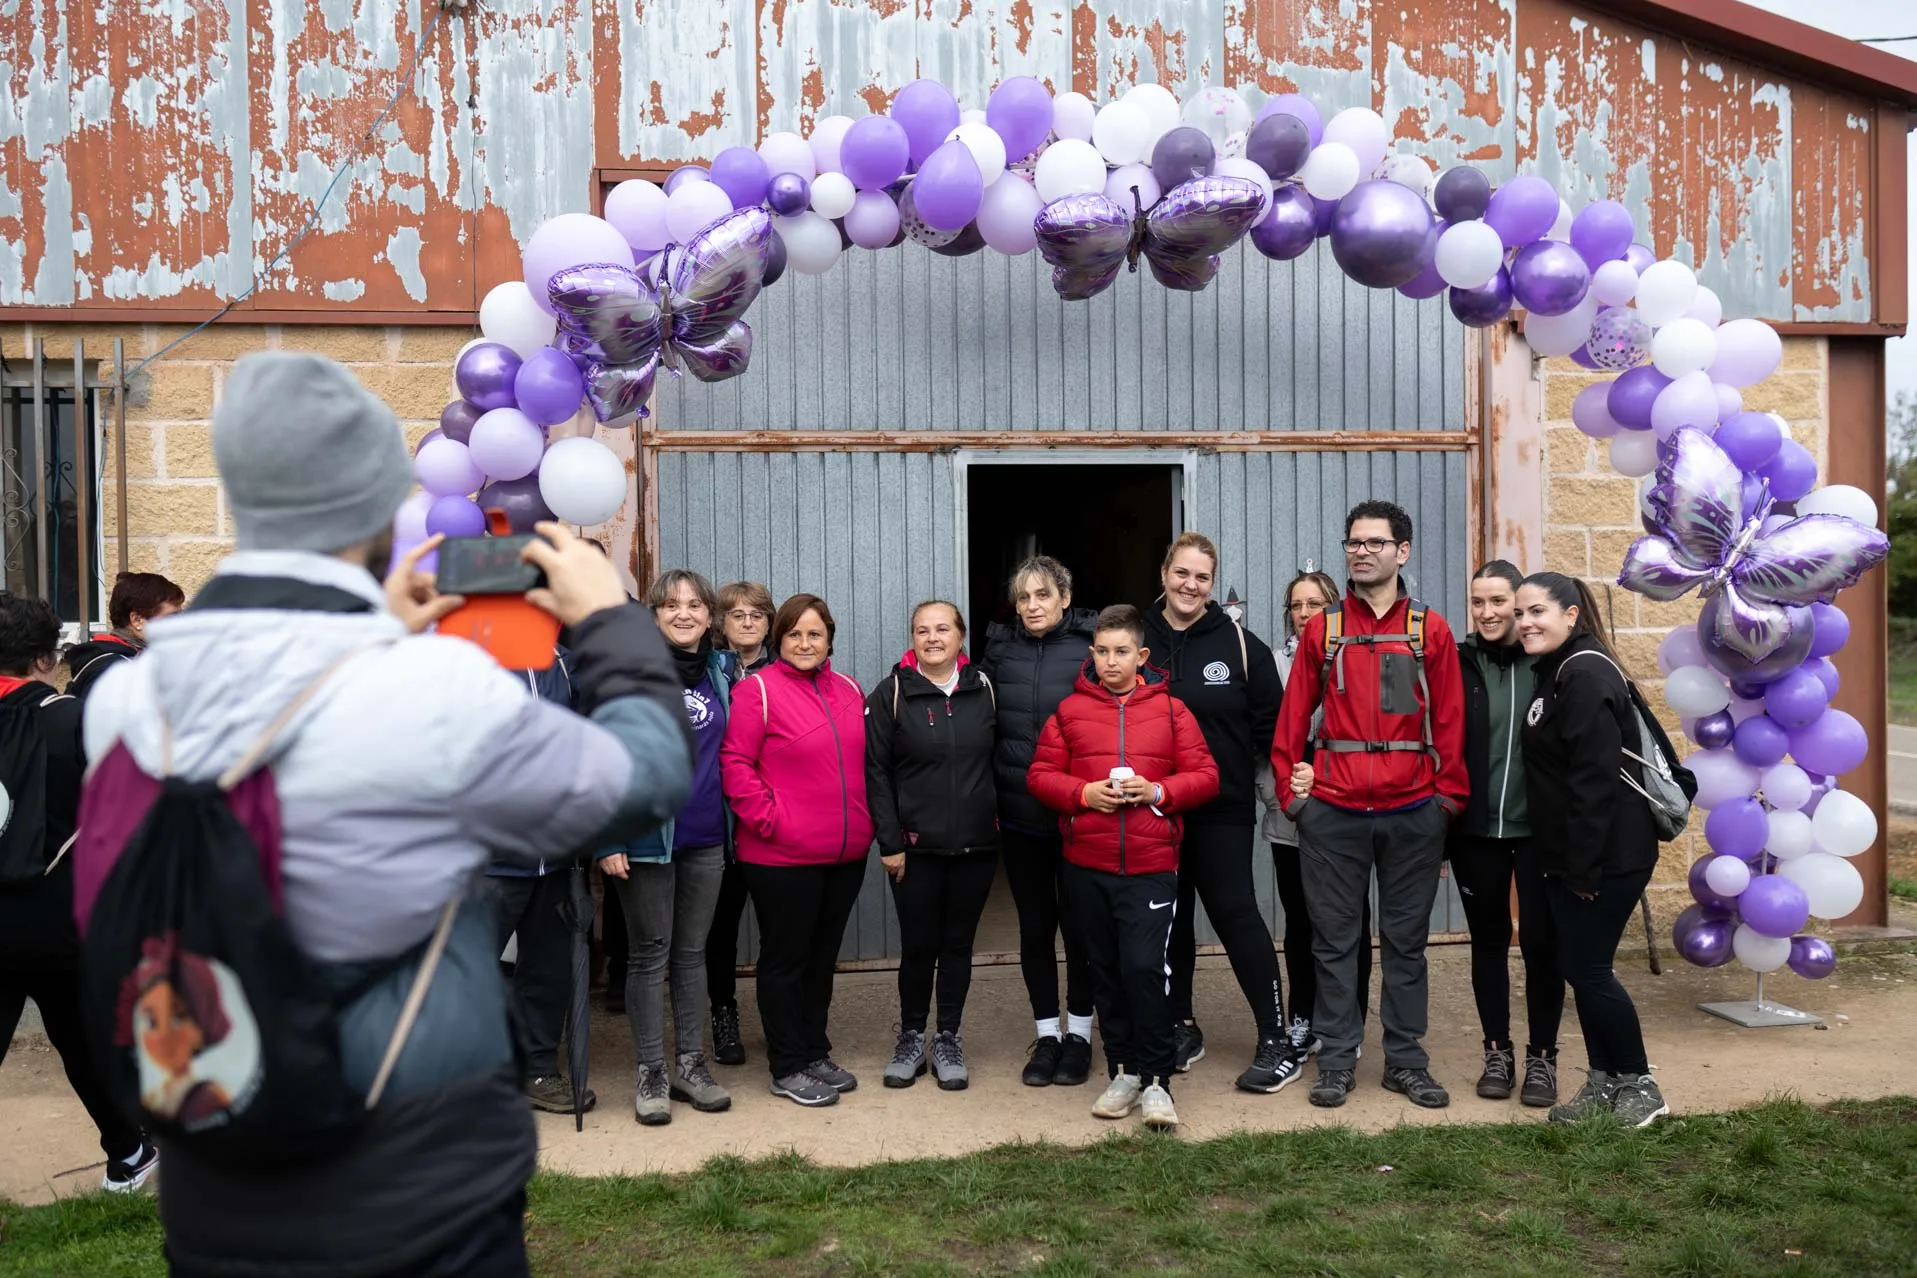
[613,843,725,1064]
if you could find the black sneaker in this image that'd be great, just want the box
[527,1074,597,1114]
[807,1057,858,1093]
[1022,1036,1063,1087]
[1521,1047,1559,1108]
[1383,1066,1451,1109]
[102,1141,158,1194]
[1054,1033,1093,1086]
[1309,1067,1356,1108]
[1476,1041,1516,1100]
[711,1003,746,1066]
[1173,1022,1206,1073]
[1236,1036,1306,1094]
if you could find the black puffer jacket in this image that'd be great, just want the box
[0,679,85,969]
[980,608,1098,834]
[1142,602,1282,828]
[864,660,999,855]
[62,632,141,702]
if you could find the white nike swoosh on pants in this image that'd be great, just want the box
[1149,900,1172,909]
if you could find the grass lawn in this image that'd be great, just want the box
[4,1098,1915,1277]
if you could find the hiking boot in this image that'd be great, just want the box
[1610,1074,1670,1129]
[1236,1036,1306,1095]
[1549,1070,1619,1124]
[885,1029,928,1088]
[102,1141,158,1194]
[1092,1070,1144,1119]
[1140,1081,1179,1131]
[1285,1014,1321,1058]
[711,1003,746,1066]
[1022,1036,1063,1087]
[931,1031,970,1090]
[1054,1033,1093,1086]
[527,1074,596,1114]
[1173,1022,1206,1072]
[807,1057,858,1094]
[634,1062,671,1126]
[1476,1041,1516,1100]
[671,1052,732,1113]
[771,1070,840,1107]
[1383,1066,1451,1109]
[1309,1067,1356,1108]
[1521,1047,1559,1108]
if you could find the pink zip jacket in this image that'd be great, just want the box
[721,657,874,867]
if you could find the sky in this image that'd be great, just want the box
[1737,0,1915,409]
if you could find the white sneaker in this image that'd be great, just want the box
[1140,1083,1179,1130]
[1091,1071,1143,1119]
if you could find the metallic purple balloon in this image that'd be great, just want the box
[1432,167,1491,222]
[1672,903,1732,961]
[1244,113,1312,180]
[1329,180,1435,290]
[1033,177,1265,301]
[762,226,788,286]
[1787,935,1836,979]
[1509,239,1592,316]
[1674,915,1737,967]
[1311,195,1339,237]
[1249,185,1317,261]
[1697,592,1815,685]
[1257,94,1323,145]
[440,399,482,445]
[766,172,810,217]
[1607,364,1671,430]
[475,474,556,535]
[1151,127,1216,193]
[455,342,523,413]
[664,164,710,194]
[1448,268,1512,328]
[1691,709,1735,750]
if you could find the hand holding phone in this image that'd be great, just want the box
[521,523,630,625]
[383,536,465,635]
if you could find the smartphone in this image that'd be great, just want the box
[433,533,560,671]
[434,533,547,597]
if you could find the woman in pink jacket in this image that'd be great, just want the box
[721,593,874,1108]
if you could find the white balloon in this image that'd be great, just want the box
[949,121,1008,186]
[1810,789,1878,858]
[757,130,816,180]
[1761,763,1813,813]
[1523,295,1599,358]
[960,108,988,128]
[1103,162,1162,212]
[1034,138,1108,203]
[1732,923,1792,973]
[665,181,732,243]
[1765,809,1815,861]
[1547,198,1573,241]
[537,437,627,528]
[1795,484,1879,528]
[1777,852,1865,920]
[1092,100,1153,166]
[1651,317,1719,378]
[1052,91,1097,142]
[1434,220,1504,289]
[1590,259,1639,307]
[1684,284,1723,328]
[1123,83,1181,144]
[1179,87,1253,148]
[478,281,558,359]
[1703,854,1752,899]
[810,115,856,174]
[1609,429,1661,478]
[1321,107,1389,172]
[808,171,857,219]
[1380,153,1434,199]
[1689,747,1760,809]
[1298,142,1361,201]
[776,212,842,275]
[1664,666,1732,718]
[1635,259,1699,327]
[1212,157,1273,222]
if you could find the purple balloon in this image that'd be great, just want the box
[425,494,486,539]
[890,79,961,166]
[1805,657,1840,700]
[455,342,523,414]
[987,76,1054,162]
[1569,199,1634,269]
[841,116,911,191]
[709,146,771,211]
[1675,914,1737,967]
[414,427,444,455]
[1329,181,1435,289]
[1258,94,1323,146]
[1509,239,1592,316]
[440,399,481,446]
[1397,232,1448,301]
[1787,709,1867,778]
[1310,194,1340,237]
[1245,113,1312,180]
[767,172,810,217]
[1624,242,1656,273]
[475,474,556,535]
[1607,364,1672,431]
[1705,797,1770,859]
[1250,185,1318,261]
[1763,666,1831,730]
[1714,411,1784,472]
[1729,680,1769,702]
[1151,127,1216,193]
[913,140,984,232]
[1569,344,1601,370]
[1787,935,1837,979]
[512,347,586,427]
[1757,440,1818,503]
[929,222,986,258]
[1731,714,1791,768]
[1692,709,1735,751]
[1807,603,1849,659]
[1432,167,1491,222]
[1698,593,1815,687]
[1484,175,1558,247]
[1674,902,1731,947]
[664,164,710,195]
[761,230,787,287]
[1741,873,1811,939]
[1448,268,1513,328]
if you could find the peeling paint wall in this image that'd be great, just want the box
[0,0,1883,321]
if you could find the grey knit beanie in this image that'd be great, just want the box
[214,351,414,554]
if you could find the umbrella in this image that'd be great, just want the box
[1639,891,1662,976]
[563,861,595,1130]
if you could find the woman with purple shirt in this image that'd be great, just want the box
[604,570,737,1126]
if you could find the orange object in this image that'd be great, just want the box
[438,595,560,670]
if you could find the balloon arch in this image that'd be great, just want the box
[403,76,1890,988]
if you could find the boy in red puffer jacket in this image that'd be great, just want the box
[1027,605,1218,1130]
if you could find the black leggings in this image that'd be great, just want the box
[1448,835,1564,1050]
[1168,823,1284,1038]
[1548,869,1654,1076]
[0,964,144,1161]
[1000,827,1092,1023]
[1272,841,1370,1028]
[888,849,998,1034]
[706,856,752,1009]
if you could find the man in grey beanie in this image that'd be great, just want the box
[80,351,692,1278]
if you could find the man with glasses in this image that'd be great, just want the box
[1271,500,1468,1111]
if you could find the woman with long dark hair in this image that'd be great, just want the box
[1514,572,1666,1128]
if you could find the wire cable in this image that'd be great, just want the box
[1858,35,1917,44]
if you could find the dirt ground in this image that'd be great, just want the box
[1889,815,1917,886]
[6,935,1915,1206]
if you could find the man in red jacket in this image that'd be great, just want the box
[1273,501,1469,1111]
[1028,605,1218,1131]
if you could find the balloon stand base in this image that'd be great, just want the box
[1697,999,1823,1028]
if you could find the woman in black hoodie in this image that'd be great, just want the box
[1515,572,1667,1130]
[866,601,998,1092]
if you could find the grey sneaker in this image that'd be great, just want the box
[634,1061,671,1126]
[930,1031,969,1090]
[1285,1015,1321,1057]
[671,1051,732,1112]
[807,1057,859,1094]
[1520,1049,1559,1108]
[1140,1081,1179,1130]
[527,1074,596,1114]
[1092,1070,1144,1119]
[1549,1070,1619,1123]
[1476,1042,1516,1100]
[1383,1066,1451,1109]
[885,1029,928,1088]
[771,1070,840,1107]
[1309,1067,1356,1108]
[1610,1074,1670,1128]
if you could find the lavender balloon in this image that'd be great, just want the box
[1788,709,1867,778]
[914,140,984,232]
[475,474,556,535]
[1806,657,1840,700]
[1607,365,1671,430]
[1624,242,1656,273]
[439,399,482,446]
[512,347,585,427]
[1432,167,1491,222]
[468,407,546,482]
[841,116,911,191]
[709,146,771,211]
[844,189,902,249]
[455,342,523,414]
[1509,240,1592,316]
[1329,181,1434,289]
[1569,199,1634,269]
[890,79,961,166]
[1787,935,1836,979]
[1448,268,1512,328]
[1484,175,1558,247]
[414,428,444,456]
[1151,127,1216,192]
[1245,113,1312,180]
[1807,603,1850,659]
[1585,306,1650,372]
[1692,709,1735,750]
[1249,186,1318,261]
[987,76,1054,161]
[415,437,485,497]
[1741,874,1810,938]
[425,494,486,540]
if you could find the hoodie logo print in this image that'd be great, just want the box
[1202,661,1230,685]
[684,688,715,730]
[1527,697,1545,727]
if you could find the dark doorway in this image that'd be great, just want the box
[965,463,1181,630]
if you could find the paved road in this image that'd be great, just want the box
[1891,724,1917,814]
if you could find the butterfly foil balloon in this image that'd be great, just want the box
[1034,176,1267,301]
[546,208,774,420]
[1618,426,1888,661]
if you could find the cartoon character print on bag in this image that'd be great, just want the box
[115,935,264,1131]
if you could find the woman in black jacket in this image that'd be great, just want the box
[979,556,1097,1088]
[1515,572,1666,1129]
[867,601,999,1091]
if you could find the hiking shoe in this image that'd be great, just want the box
[671,1052,732,1113]
[1173,1022,1206,1072]
[1092,1071,1144,1119]
[1309,1067,1356,1108]
[1285,1014,1321,1058]
[1476,1042,1516,1100]
[1549,1070,1619,1124]
[1022,1036,1063,1087]
[930,1031,970,1090]
[807,1057,858,1094]
[1236,1036,1306,1095]
[527,1074,596,1114]
[1610,1074,1670,1129]
[771,1070,840,1107]
[1140,1081,1179,1131]
[1383,1066,1450,1109]
[711,1003,746,1066]
[1521,1048,1559,1108]
[634,1062,671,1126]
[1054,1033,1093,1086]
[102,1141,158,1194]
[885,1029,928,1088]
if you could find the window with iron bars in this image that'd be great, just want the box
[1,351,107,628]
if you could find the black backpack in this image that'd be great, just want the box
[81,647,457,1167]
[0,682,69,886]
